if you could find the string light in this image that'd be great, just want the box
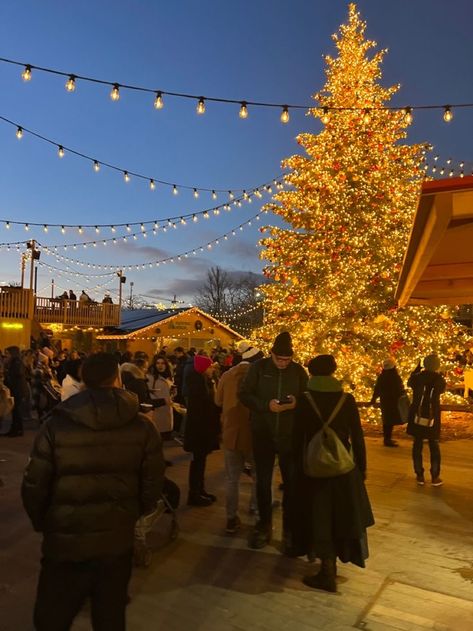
[16,126,23,139]
[154,91,164,109]
[212,190,217,200]
[173,185,178,195]
[196,98,206,115]
[93,160,100,172]
[149,179,156,191]
[321,106,330,124]
[239,102,248,119]
[404,107,413,125]
[362,108,371,124]
[65,75,76,92]
[57,145,65,158]
[443,106,453,122]
[21,64,32,81]
[280,106,290,124]
[193,188,199,199]
[123,171,130,183]
[110,83,120,101]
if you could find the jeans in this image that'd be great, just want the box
[252,433,293,530]
[224,448,256,519]
[188,450,208,497]
[34,552,132,631]
[412,436,441,479]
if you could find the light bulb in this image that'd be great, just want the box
[93,160,100,172]
[212,190,217,200]
[193,188,199,198]
[126,224,131,232]
[65,75,76,92]
[239,102,248,119]
[95,226,100,234]
[78,226,83,234]
[111,226,116,232]
[61,226,66,234]
[43,225,48,232]
[16,126,23,139]
[25,224,29,231]
[140,223,145,232]
[203,211,209,219]
[321,106,330,124]
[110,83,120,101]
[173,185,178,195]
[404,107,413,125]
[193,214,198,222]
[280,106,290,124]
[228,191,234,200]
[123,171,130,183]
[149,179,156,190]
[58,146,65,158]
[22,65,32,81]
[362,109,371,124]
[154,91,164,109]
[5,221,10,229]
[196,97,206,115]
[443,106,453,122]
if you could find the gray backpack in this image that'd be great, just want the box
[303,391,355,478]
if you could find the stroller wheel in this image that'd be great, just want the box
[134,542,152,567]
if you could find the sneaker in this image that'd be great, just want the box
[201,491,217,502]
[383,440,398,447]
[225,516,241,534]
[187,494,213,507]
[248,522,272,549]
[416,475,425,486]
[431,478,444,487]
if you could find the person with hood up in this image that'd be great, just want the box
[21,352,164,631]
[60,358,83,401]
[407,353,446,486]
[239,331,307,550]
[184,354,221,506]
[215,343,264,534]
[370,358,406,447]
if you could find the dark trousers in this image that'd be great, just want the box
[188,450,208,497]
[9,399,24,433]
[412,436,441,479]
[252,436,293,530]
[34,552,132,631]
[383,423,393,443]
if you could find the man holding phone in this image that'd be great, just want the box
[239,332,307,550]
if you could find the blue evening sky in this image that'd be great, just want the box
[0,0,472,304]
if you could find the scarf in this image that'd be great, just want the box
[307,375,343,392]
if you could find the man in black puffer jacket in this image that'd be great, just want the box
[22,352,164,631]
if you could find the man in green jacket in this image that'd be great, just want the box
[239,332,307,549]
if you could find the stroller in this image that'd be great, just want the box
[133,477,180,567]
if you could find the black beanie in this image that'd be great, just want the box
[271,331,293,356]
[308,354,337,376]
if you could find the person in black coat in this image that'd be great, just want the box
[2,345,29,437]
[184,355,221,506]
[21,352,164,631]
[292,354,374,593]
[370,358,405,447]
[406,353,446,486]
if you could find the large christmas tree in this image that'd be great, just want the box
[256,4,467,399]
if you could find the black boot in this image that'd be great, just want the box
[248,521,272,549]
[303,558,337,592]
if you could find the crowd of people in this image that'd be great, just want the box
[0,332,459,629]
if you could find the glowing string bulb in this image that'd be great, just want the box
[5,222,10,229]
[203,211,209,219]
[193,188,199,198]
[239,101,248,119]
[123,171,130,183]
[22,65,32,81]
[228,191,234,200]
[196,98,206,115]
[404,107,413,125]
[58,145,65,158]
[154,91,164,109]
[16,126,23,139]
[362,109,371,124]
[25,223,29,231]
[78,226,83,234]
[443,106,453,123]
[110,83,120,101]
[95,226,100,234]
[193,214,198,222]
[321,106,330,125]
[65,75,76,92]
[149,179,156,190]
[280,106,290,124]
[212,190,217,200]
[173,185,178,195]
[61,226,66,234]
[43,225,48,232]
[93,160,100,172]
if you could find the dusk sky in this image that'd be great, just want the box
[0,0,472,305]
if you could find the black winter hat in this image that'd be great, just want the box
[308,354,337,376]
[271,331,293,356]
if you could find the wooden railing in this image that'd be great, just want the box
[0,287,34,319]
[34,298,121,327]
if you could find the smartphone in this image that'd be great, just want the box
[277,395,292,405]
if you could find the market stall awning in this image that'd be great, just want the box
[395,176,473,306]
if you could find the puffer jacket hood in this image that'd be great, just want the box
[120,362,145,379]
[53,387,139,431]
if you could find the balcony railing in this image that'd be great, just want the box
[0,287,34,319]
[34,298,121,327]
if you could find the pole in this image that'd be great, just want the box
[34,266,38,294]
[29,240,36,291]
[20,253,26,288]
[118,270,123,307]
[129,282,134,309]
[51,279,55,299]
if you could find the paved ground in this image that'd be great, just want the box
[1,426,472,631]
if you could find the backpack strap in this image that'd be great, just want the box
[304,391,347,428]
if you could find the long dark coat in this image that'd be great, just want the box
[183,368,221,454]
[406,370,446,440]
[291,389,374,567]
[371,368,405,425]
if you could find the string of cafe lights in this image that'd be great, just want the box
[0,179,282,238]
[39,210,267,271]
[2,56,473,124]
[0,112,282,198]
[421,155,473,179]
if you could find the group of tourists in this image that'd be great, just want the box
[0,333,453,630]
[55,289,114,304]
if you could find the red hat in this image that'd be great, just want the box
[194,355,212,374]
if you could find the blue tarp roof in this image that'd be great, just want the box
[118,307,191,333]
